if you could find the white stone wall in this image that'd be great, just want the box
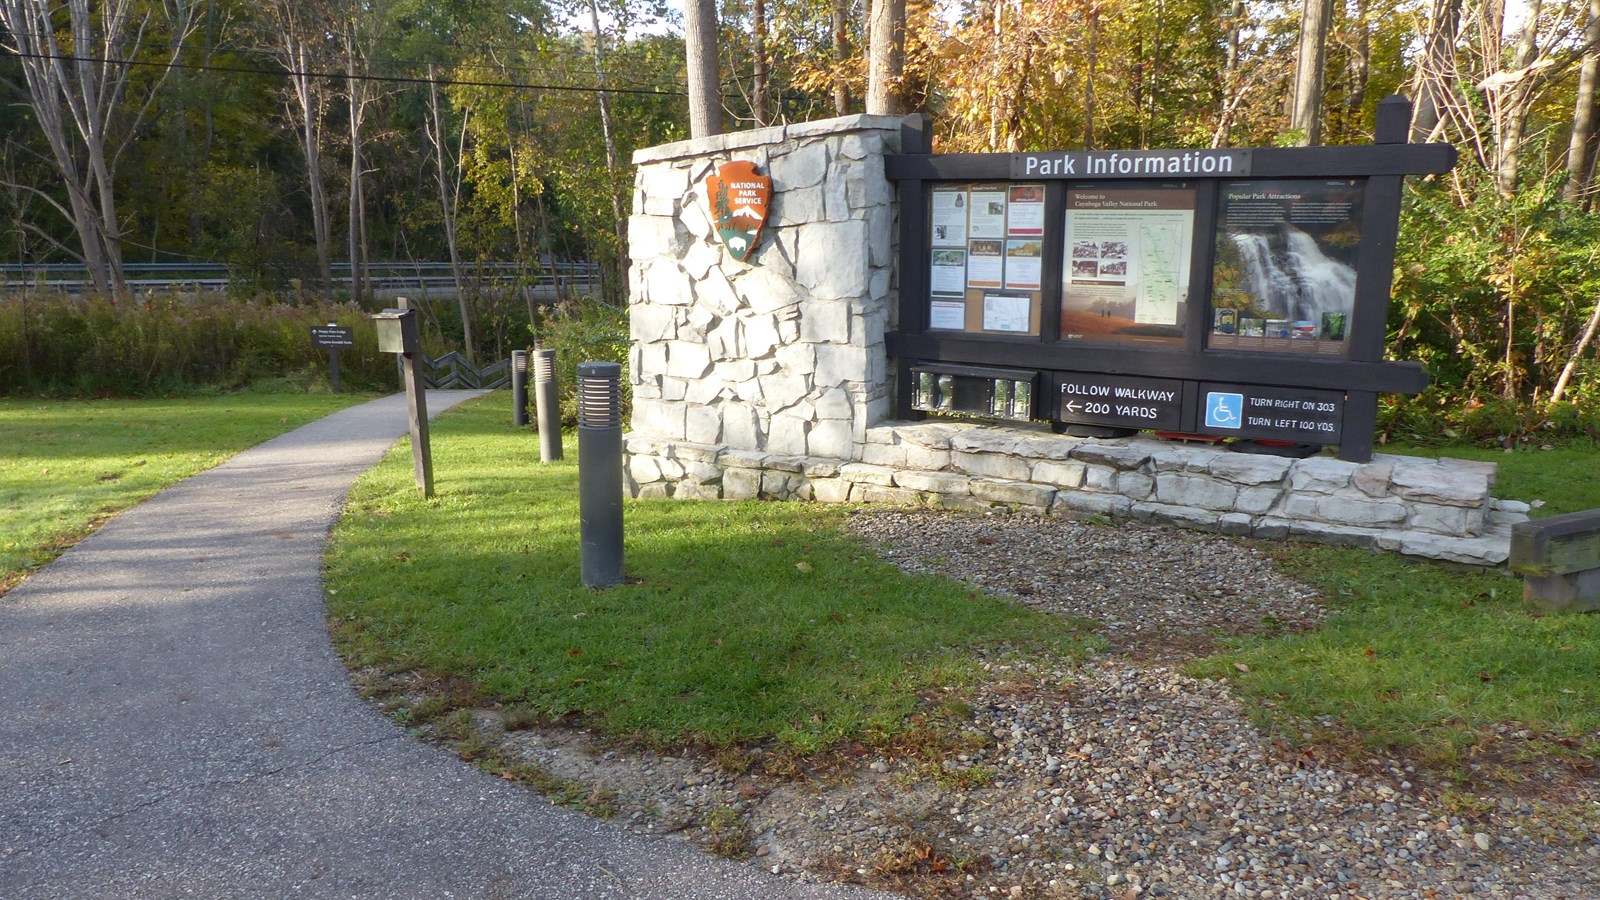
[627,115,902,462]
[624,424,1527,566]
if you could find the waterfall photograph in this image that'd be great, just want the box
[1209,179,1364,356]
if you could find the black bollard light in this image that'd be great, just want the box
[511,350,529,427]
[577,361,623,589]
[533,347,563,462]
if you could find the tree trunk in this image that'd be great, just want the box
[427,66,474,365]
[832,0,851,115]
[1492,0,1544,196]
[347,71,367,304]
[684,0,723,137]
[0,0,194,301]
[1347,0,1371,128]
[287,38,334,294]
[1549,291,1600,403]
[1410,0,1461,142]
[866,0,905,115]
[1084,2,1098,150]
[585,0,628,300]
[1563,0,1600,205]
[1291,0,1333,145]
[753,0,770,126]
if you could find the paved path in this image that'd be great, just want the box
[0,393,887,899]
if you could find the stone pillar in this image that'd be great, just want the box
[626,115,903,495]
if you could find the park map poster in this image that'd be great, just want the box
[1060,186,1195,348]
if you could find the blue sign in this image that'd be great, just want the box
[1204,391,1244,430]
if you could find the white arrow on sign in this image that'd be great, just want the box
[1062,400,1081,414]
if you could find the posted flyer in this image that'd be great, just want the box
[1006,185,1045,236]
[969,190,1008,238]
[967,239,1004,288]
[931,190,968,246]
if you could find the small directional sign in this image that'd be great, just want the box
[310,325,354,348]
[1055,372,1184,431]
[1198,382,1344,443]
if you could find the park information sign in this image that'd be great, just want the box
[885,96,1453,462]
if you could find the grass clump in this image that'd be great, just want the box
[0,393,366,594]
[325,393,1094,753]
[1189,546,1600,774]
[703,807,754,859]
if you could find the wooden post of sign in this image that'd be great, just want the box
[329,345,341,392]
[397,298,433,498]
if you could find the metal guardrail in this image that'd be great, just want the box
[0,261,601,297]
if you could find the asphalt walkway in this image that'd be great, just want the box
[0,392,886,899]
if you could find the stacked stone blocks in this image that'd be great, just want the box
[628,116,903,463]
[626,423,1527,566]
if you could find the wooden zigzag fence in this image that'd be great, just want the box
[419,352,512,390]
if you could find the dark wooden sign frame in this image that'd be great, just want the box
[883,96,1455,462]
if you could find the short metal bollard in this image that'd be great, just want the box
[577,361,623,589]
[533,347,562,462]
[511,350,529,427]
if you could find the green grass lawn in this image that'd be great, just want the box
[324,393,1596,777]
[1188,548,1600,772]
[0,392,369,594]
[326,394,1097,751]
[1191,439,1600,773]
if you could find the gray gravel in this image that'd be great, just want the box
[423,507,1598,899]
[0,392,887,900]
[853,509,1325,657]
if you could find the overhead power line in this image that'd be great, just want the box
[3,49,688,96]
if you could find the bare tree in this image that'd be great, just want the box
[0,0,199,299]
[1411,0,1463,142]
[585,0,628,287]
[684,0,722,137]
[261,0,335,293]
[866,0,905,115]
[832,0,851,115]
[1563,0,1600,206]
[752,0,770,126]
[1290,0,1333,145]
[334,0,394,304]
[426,65,474,364]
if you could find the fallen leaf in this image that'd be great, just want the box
[567,647,584,656]
[1233,662,1250,673]
[794,560,813,573]
[1364,647,1378,659]
[1478,670,1493,682]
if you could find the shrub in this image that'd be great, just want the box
[529,297,630,426]
[0,292,396,396]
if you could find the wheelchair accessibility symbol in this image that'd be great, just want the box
[1204,392,1244,430]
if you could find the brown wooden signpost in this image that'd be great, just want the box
[705,161,772,261]
[885,95,1454,463]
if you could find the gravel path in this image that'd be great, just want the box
[0,393,886,900]
[407,507,1599,899]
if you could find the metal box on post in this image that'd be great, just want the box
[374,308,418,355]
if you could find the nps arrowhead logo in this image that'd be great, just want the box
[704,161,771,262]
